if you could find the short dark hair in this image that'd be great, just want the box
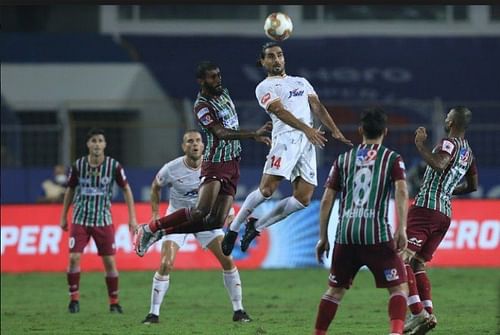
[86,128,105,142]
[451,106,472,130]
[256,41,281,67]
[196,61,219,79]
[360,107,387,139]
[183,129,202,139]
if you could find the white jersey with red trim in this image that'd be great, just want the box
[255,75,317,137]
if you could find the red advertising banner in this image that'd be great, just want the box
[0,203,270,272]
[431,200,500,267]
[1,200,499,272]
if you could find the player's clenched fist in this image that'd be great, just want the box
[415,126,428,144]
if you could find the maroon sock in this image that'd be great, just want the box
[105,276,119,305]
[149,208,191,232]
[388,292,407,334]
[314,294,339,333]
[415,271,433,314]
[163,216,219,234]
[67,272,80,301]
[163,221,201,234]
[405,265,424,314]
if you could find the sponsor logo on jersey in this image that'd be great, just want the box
[356,148,377,166]
[80,187,106,196]
[261,93,271,105]
[184,190,198,197]
[441,140,455,155]
[288,88,304,99]
[408,237,423,247]
[384,268,400,282]
[459,148,470,162]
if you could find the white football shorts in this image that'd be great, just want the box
[263,130,318,186]
[161,229,224,249]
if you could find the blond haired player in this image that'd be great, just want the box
[141,130,251,324]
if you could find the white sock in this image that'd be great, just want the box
[407,295,421,306]
[255,196,306,231]
[150,272,170,316]
[229,189,268,232]
[422,300,433,310]
[223,268,243,311]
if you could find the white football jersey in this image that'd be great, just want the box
[155,156,200,215]
[255,75,317,136]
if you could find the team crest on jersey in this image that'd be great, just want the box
[384,268,400,282]
[101,176,110,185]
[356,148,377,166]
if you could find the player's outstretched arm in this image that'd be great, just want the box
[208,122,271,146]
[414,127,451,172]
[394,179,408,253]
[316,187,336,264]
[308,95,352,146]
[267,100,327,147]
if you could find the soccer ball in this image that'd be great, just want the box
[264,12,293,41]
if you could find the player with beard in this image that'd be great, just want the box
[221,42,352,255]
[402,106,477,335]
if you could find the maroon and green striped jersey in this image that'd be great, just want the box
[194,88,242,163]
[326,144,406,245]
[414,137,476,217]
[67,156,128,226]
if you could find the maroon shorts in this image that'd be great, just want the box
[329,242,407,289]
[200,158,240,197]
[406,205,451,261]
[69,224,116,256]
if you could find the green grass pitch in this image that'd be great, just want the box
[1,268,498,334]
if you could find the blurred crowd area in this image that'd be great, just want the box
[1,5,499,202]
